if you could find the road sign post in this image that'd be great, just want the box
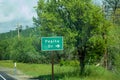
[41,37,63,80]
[51,52,54,80]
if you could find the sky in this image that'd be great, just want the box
[0,0,102,34]
[0,0,38,33]
[94,0,102,6]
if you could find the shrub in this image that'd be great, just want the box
[60,59,79,66]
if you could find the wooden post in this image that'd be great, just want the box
[51,52,54,80]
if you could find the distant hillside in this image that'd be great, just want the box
[0,27,40,40]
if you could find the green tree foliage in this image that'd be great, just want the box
[107,23,120,73]
[104,0,120,13]
[0,35,41,63]
[103,0,120,22]
[103,0,120,71]
[34,0,108,74]
[0,40,9,59]
[10,37,40,63]
[0,39,15,60]
[114,8,120,25]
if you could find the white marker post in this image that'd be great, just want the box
[14,62,17,75]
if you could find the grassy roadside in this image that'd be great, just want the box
[0,60,119,80]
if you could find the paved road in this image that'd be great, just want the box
[0,71,16,80]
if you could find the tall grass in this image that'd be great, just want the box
[0,60,119,80]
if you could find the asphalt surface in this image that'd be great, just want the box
[0,71,16,80]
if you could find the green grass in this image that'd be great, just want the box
[0,60,119,80]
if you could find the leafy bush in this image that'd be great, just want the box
[8,37,41,63]
[60,59,79,66]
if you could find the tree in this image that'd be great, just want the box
[114,8,120,25]
[0,38,15,60]
[103,0,120,13]
[34,0,107,75]
[0,40,8,60]
[9,37,40,63]
[103,0,120,22]
[102,0,120,70]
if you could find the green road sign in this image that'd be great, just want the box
[41,37,63,51]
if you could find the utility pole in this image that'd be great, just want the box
[16,24,20,39]
[14,23,21,75]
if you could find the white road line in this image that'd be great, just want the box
[0,74,6,80]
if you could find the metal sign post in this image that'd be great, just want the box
[51,52,54,80]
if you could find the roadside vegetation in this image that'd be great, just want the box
[0,60,119,80]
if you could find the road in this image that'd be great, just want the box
[0,71,16,80]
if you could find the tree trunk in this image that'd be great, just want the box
[77,46,86,75]
[103,48,108,69]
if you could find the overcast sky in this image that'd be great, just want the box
[0,0,102,34]
[0,0,38,33]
